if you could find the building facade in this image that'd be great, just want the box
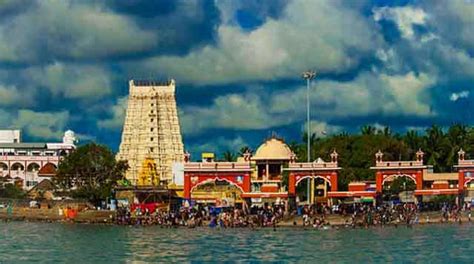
[183,137,341,207]
[117,80,184,186]
[183,137,474,207]
[0,130,76,190]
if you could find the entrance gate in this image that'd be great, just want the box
[285,150,340,204]
[370,150,425,193]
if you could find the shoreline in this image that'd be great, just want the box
[1,208,472,229]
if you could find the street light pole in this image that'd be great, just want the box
[302,70,316,204]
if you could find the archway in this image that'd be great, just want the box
[27,163,40,172]
[190,178,244,207]
[11,163,24,171]
[295,175,332,204]
[0,162,7,177]
[382,174,417,202]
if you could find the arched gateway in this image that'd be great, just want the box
[183,157,252,202]
[286,150,340,204]
[370,150,425,193]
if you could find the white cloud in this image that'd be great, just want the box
[373,6,428,39]
[0,0,156,63]
[131,0,381,85]
[179,70,436,135]
[302,120,342,137]
[0,85,34,106]
[423,0,474,52]
[25,62,112,99]
[450,90,470,101]
[180,93,282,135]
[12,109,69,140]
[97,96,128,130]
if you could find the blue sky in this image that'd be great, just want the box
[0,0,472,156]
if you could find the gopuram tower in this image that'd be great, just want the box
[117,79,184,186]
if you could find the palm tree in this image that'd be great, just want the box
[361,125,376,135]
[238,146,252,157]
[424,125,450,172]
[222,150,236,162]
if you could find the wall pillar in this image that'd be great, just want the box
[416,170,423,190]
[288,173,296,195]
[459,170,465,192]
[331,171,338,191]
[243,173,251,193]
[376,171,383,193]
[265,163,269,180]
[183,173,191,199]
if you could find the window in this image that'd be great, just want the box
[150,147,154,153]
[151,103,154,107]
[150,137,154,141]
[151,118,154,122]
[150,128,154,132]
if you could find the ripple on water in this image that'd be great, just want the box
[1,222,474,263]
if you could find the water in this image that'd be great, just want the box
[0,222,473,263]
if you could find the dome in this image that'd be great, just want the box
[252,138,293,160]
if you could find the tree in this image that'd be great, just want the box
[0,183,26,199]
[55,143,128,205]
[238,146,253,156]
[221,150,237,162]
[361,125,377,135]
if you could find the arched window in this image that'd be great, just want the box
[27,163,40,172]
[0,162,7,171]
[11,163,25,171]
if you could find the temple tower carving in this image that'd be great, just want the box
[117,79,184,186]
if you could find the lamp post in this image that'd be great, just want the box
[302,70,316,204]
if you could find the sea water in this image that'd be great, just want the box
[0,222,473,263]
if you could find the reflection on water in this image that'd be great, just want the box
[1,222,473,263]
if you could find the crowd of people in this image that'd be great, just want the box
[115,201,472,229]
[115,204,285,228]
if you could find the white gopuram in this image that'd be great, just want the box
[117,79,184,186]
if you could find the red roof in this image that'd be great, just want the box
[38,163,57,177]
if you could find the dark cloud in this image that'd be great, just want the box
[0,0,472,156]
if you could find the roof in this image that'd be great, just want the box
[29,179,56,192]
[252,138,292,160]
[0,143,47,149]
[38,163,57,176]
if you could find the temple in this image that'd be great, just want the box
[183,137,340,208]
[117,79,184,187]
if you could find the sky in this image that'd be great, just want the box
[0,0,472,157]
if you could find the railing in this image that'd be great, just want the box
[0,156,60,162]
[184,162,252,171]
[458,160,474,166]
[374,160,423,167]
[287,162,338,169]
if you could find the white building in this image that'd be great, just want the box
[0,130,76,190]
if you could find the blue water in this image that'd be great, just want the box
[0,222,473,263]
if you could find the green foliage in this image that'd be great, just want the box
[221,150,237,162]
[429,195,456,205]
[55,143,129,205]
[0,183,26,199]
[384,176,416,195]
